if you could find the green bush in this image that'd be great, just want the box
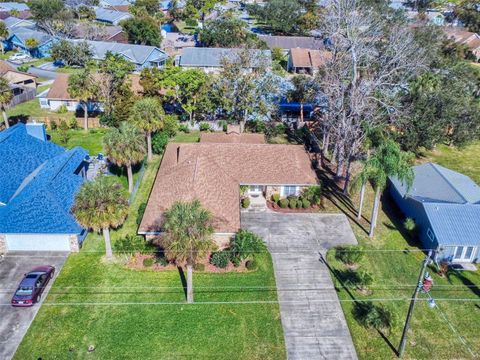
[353,302,396,332]
[239,185,249,195]
[56,104,68,114]
[404,217,416,232]
[193,263,205,271]
[218,120,228,132]
[302,199,311,208]
[335,246,364,266]
[185,18,198,27]
[210,251,230,268]
[68,117,78,130]
[58,120,70,145]
[155,255,169,266]
[271,193,280,203]
[17,65,29,72]
[230,229,266,260]
[241,197,250,208]
[50,119,58,130]
[114,235,149,255]
[143,258,154,267]
[279,199,289,208]
[339,269,374,291]
[231,256,241,267]
[289,198,298,209]
[199,122,211,131]
[302,185,322,205]
[178,124,190,133]
[245,259,258,270]
[163,115,178,137]
[152,131,169,154]
[136,203,147,225]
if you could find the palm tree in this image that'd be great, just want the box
[103,122,146,193]
[72,177,129,260]
[0,76,13,129]
[129,97,165,162]
[68,68,98,131]
[358,140,414,238]
[0,22,8,55]
[25,38,39,55]
[162,200,214,303]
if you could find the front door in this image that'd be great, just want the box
[453,246,476,262]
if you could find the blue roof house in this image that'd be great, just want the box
[390,163,480,265]
[4,28,54,58]
[0,123,89,253]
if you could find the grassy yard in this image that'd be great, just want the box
[49,128,110,155]
[320,143,480,359]
[173,130,200,143]
[15,138,285,359]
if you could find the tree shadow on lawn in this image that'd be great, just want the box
[449,271,480,298]
[320,252,399,356]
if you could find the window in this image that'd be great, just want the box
[427,229,435,241]
[282,186,297,197]
[453,246,476,262]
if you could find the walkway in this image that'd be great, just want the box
[241,211,358,360]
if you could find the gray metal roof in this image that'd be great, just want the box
[424,203,480,246]
[100,0,131,6]
[0,2,29,11]
[94,7,131,23]
[77,40,168,65]
[390,162,480,204]
[12,28,53,46]
[179,47,272,68]
[3,16,35,30]
[258,35,323,50]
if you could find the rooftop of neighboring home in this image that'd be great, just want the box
[0,60,36,83]
[2,15,35,29]
[139,141,317,234]
[100,0,132,6]
[0,124,87,234]
[0,2,29,12]
[161,32,197,50]
[289,48,332,68]
[72,23,125,41]
[443,27,480,49]
[178,47,272,68]
[200,125,266,144]
[75,40,168,66]
[94,6,132,24]
[9,27,53,46]
[258,35,323,50]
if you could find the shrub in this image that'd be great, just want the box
[210,251,230,268]
[199,122,211,131]
[136,202,147,225]
[239,185,249,195]
[339,269,374,291]
[404,217,416,232]
[230,229,266,260]
[245,259,258,270]
[114,235,149,255]
[185,18,198,27]
[271,193,280,203]
[68,117,78,130]
[241,197,250,208]
[302,185,322,205]
[143,257,154,267]
[289,198,298,209]
[353,301,396,332]
[193,263,205,271]
[163,115,179,137]
[335,246,364,265]
[279,199,289,208]
[178,124,190,133]
[152,131,169,154]
[58,120,70,145]
[17,64,29,72]
[50,119,58,130]
[231,256,241,267]
[302,199,311,208]
[155,255,169,266]
[56,104,68,114]
[218,120,228,132]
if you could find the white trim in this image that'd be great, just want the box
[453,246,476,262]
[427,228,435,241]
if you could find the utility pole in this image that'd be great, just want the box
[398,249,433,358]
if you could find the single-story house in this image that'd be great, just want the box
[443,27,480,61]
[0,2,29,13]
[0,60,36,88]
[0,123,88,253]
[390,162,480,264]
[76,40,168,70]
[161,32,197,56]
[258,35,323,54]
[72,23,128,43]
[177,47,272,73]
[3,28,54,58]
[139,138,318,245]
[99,0,132,12]
[287,48,331,75]
[2,16,35,30]
[94,7,132,25]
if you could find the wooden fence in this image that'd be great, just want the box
[6,87,37,108]
[33,116,102,129]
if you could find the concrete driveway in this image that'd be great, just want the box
[0,252,68,360]
[241,212,358,360]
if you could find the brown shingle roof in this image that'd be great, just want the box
[200,132,266,144]
[289,48,331,68]
[0,60,15,74]
[139,142,318,234]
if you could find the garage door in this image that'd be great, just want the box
[6,234,71,251]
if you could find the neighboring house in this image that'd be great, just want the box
[94,7,132,25]
[0,123,88,253]
[2,16,35,30]
[76,40,168,70]
[0,2,29,13]
[390,163,480,265]
[177,47,272,73]
[139,138,318,245]
[72,23,128,43]
[161,32,196,56]
[443,27,480,61]
[0,60,36,88]
[287,48,331,74]
[99,0,132,11]
[258,35,323,54]
[3,28,54,58]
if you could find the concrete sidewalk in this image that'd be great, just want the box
[242,212,358,360]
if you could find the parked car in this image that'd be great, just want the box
[11,266,55,307]
[8,52,31,62]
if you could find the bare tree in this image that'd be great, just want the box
[317,0,427,191]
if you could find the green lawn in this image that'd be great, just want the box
[321,143,480,359]
[173,130,200,143]
[49,128,110,155]
[15,141,285,360]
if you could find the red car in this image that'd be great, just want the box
[11,266,55,307]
